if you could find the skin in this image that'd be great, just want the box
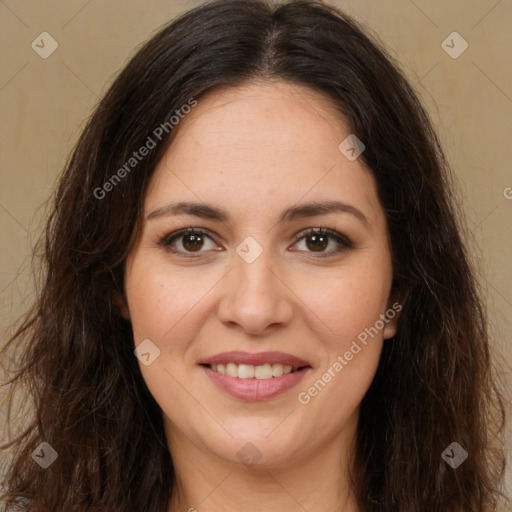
[120,80,399,512]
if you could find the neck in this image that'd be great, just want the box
[165,412,361,512]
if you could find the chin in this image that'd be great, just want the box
[206,428,307,469]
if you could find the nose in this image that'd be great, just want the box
[217,246,294,336]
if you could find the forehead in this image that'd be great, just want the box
[145,80,381,225]
[167,79,349,163]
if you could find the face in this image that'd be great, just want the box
[121,80,398,468]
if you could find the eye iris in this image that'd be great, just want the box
[306,233,328,252]
[183,233,204,251]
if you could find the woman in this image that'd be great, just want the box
[1,0,507,510]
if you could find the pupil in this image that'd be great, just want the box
[183,234,203,251]
[307,234,327,252]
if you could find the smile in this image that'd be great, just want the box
[198,350,312,400]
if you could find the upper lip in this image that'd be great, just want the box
[198,351,312,368]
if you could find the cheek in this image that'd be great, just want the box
[125,256,220,344]
[125,259,209,414]
[293,262,391,409]
[297,263,392,347]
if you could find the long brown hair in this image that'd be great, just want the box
[1,1,507,510]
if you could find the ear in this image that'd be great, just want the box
[382,297,403,340]
[113,290,131,320]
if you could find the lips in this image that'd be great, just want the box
[198,351,312,401]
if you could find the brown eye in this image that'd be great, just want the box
[181,232,205,252]
[305,232,329,252]
[161,228,218,256]
[291,228,353,257]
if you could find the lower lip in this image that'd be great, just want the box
[201,365,311,401]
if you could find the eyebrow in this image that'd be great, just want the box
[146,200,370,228]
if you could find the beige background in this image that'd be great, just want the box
[1,0,510,504]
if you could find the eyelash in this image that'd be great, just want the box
[159,227,353,259]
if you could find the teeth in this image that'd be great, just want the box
[226,363,238,377]
[272,364,283,377]
[209,362,298,379]
[238,364,255,379]
[255,363,273,379]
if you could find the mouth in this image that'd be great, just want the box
[197,351,312,401]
